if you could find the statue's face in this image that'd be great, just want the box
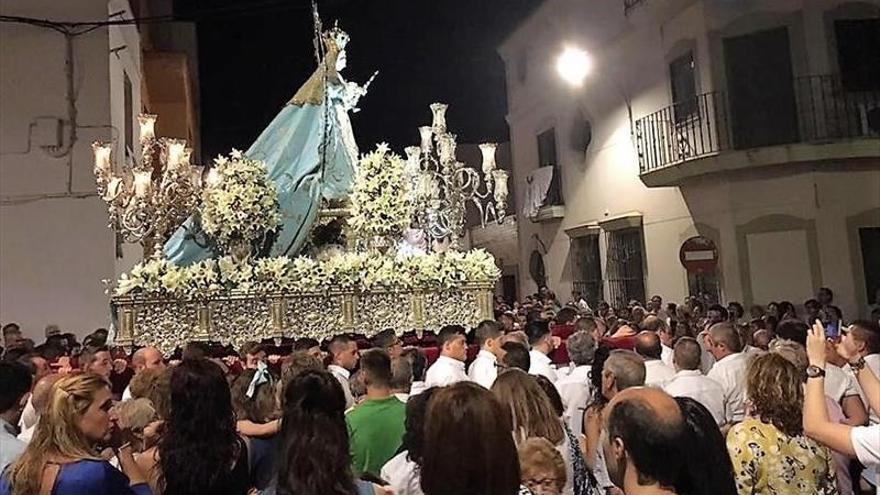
[336,49,347,71]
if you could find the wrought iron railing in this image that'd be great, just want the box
[794,74,880,142]
[635,75,880,174]
[635,91,731,174]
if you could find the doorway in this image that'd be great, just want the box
[724,26,799,148]
[859,227,880,308]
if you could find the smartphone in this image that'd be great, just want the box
[824,319,841,339]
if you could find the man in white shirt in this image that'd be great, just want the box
[584,350,645,493]
[640,316,675,368]
[635,331,675,387]
[467,320,504,389]
[664,337,726,425]
[839,320,880,425]
[554,330,595,436]
[0,361,32,472]
[647,295,668,322]
[424,325,469,388]
[570,291,592,315]
[328,334,360,409]
[121,346,165,401]
[526,320,558,382]
[18,374,61,444]
[705,323,750,424]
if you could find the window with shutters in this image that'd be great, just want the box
[669,51,697,123]
[537,128,563,206]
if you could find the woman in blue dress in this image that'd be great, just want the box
[1,373,150,495]
[164,25,370,265]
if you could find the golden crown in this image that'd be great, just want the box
[324,22,350,51]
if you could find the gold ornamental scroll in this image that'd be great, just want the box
[111,283,493,354]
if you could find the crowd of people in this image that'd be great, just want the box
[1,285,879,495]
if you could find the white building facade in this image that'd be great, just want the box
[0,0,198,340]
[500,0,880,319]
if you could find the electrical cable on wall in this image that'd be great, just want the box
[0,1,321,206]
[0,0,315,34]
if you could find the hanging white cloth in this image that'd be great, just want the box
[522,166,554,218]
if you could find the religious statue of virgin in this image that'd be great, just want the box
[163,24,372,264]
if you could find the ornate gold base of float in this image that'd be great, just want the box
[112,283,494,353]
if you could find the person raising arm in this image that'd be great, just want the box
[804,320,880,466]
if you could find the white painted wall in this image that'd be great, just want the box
[500,0,880,318]
[0,0,142,341]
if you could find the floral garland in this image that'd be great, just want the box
[200,150,281,253]
[348,143,412,243]
[113,249,500,298]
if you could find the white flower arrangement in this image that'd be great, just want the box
[201,150,281,254]
[348,143,413,243]
[113,249,500,297]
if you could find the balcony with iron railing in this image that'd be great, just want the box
[635,74,880,186]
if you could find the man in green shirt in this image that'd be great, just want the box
[346,348,407,476]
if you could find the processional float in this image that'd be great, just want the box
[96,7,509,353]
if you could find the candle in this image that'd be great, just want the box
[181,147,193,167]
[190,166,204,188]
[404,146,421,177]
[164,139,187,171]
[492,169,509,203]
[438,134,456,165]
[418,172,439,199]
[430,102,448,132]
[138,114,157,142]
[92,141,112,175]
[205,167,222,187]
[479,142,497,176]
[419,126,433,152]
[104,177,123,201]
[133,171,152,197]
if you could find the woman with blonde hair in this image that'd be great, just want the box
[519,437,567,495]
[726,353,837,494]
[1,373,150,495]
[492,369,574,494]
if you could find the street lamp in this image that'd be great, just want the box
[556,46,592,87]
[555,44,634,136]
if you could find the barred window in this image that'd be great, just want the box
[571,234,603,308]
[606,227,646,308]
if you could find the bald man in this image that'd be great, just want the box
[705,323,749,424]
[663,337,726,425]
[18,374,62,443]
[635,331,675,388]
[641,316,674,367]
[122,346,166,401]
[585,350,646,492]
[602,387,687,494]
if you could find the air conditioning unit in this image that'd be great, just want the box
[857,102,880,136]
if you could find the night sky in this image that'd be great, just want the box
[179,0,541,159]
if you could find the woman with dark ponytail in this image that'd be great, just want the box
[155,358,251,495]
[270,368,386,495]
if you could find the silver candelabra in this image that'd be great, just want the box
[404,103,509,250]
[92,114,203,252]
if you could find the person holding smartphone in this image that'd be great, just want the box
[804,320,880,468]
